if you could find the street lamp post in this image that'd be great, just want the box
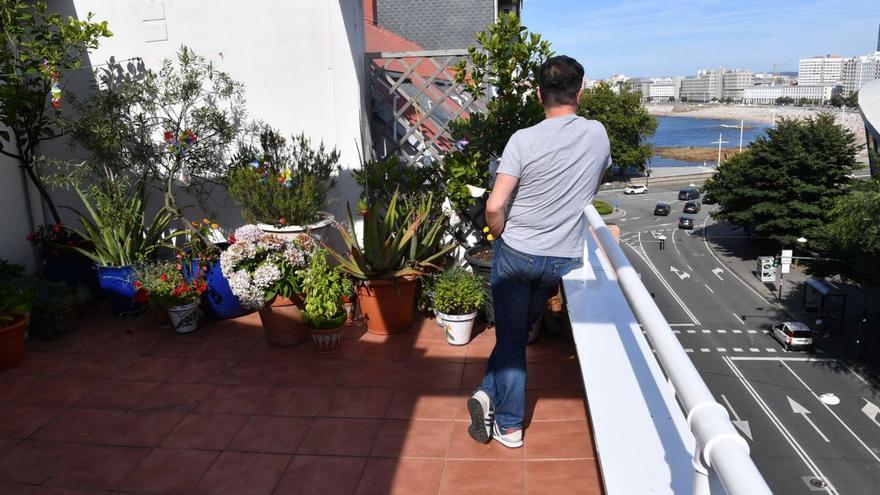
[720,120,745,153]
[711,133,730,167]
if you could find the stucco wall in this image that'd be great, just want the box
[28,0,367,234]
[0,154,40,271]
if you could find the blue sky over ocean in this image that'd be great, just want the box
[521,0,879,79]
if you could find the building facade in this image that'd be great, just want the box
[742,84,840,105]
[842,52,880,95]
[679,69,722,102]
[859,80,880,177]
[375,0,520,50]
[798,55,848,85]
[722,70,754,101]
[648,77,681,101]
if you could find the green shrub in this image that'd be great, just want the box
[432,267,485,315]
[27,280,90,339]
[302,249,352,328]
[593,199,613,215]
[228,128,340,227]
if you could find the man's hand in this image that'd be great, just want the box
[485,173,519,238]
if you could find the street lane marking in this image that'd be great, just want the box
[700,348,710,352]
[732,330,742,334]
[712,267,724,281]
[717,329,727,334]
[704,283,714,294]
[766,348,777,353]
[630,233,700,325]
[747,330,758,334]
[721,393,753,441]
[733,312,744,323]
[723,356,836,494]
[733,348,744,352]
[862,399,880,428]
[787,396,830,442]
[700,214,771,303]
[685,348,694,353]
[780,360,880,464]
[686,330,696,334]
[631,216,641,220]
[717,347,727,352]
[673,330,680,334]
[749,348,760,352]
[702,329,711,334]
[670,265,690,279]
[669,323,695,327]
[686,264,694,271]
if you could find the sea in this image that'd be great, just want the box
[649,116,769,168]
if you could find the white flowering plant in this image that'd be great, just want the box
[220,225,315,309]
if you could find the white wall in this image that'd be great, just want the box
[41,0,367,229]
[0,154,39,271]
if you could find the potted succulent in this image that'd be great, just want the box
[0,264,32,369]
[327,191,456,335]
[302,249,353,354]
[136,261,207,334]
[182,219,248,320]
[227,127,340,242]
[432,267,485,345]
[221,225,315,346]
[63,183,182,314]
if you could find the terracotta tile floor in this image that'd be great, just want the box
[0,305,603,494]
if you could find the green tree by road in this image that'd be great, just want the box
[578,82,657,175]
[703,114,860,246]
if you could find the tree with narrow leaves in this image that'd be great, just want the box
[578,82,657,175]
[703,113,860,246]
[0,0,111,223]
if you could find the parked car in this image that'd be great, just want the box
[678,187,701,201]
[770,321,813,351]
[683,201,701,214]
[678,216,694,229]
[654,202,671,216]
[624,184,647,195]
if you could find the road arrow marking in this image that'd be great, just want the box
[712,267,724,280]
[788,396,830,442]
[862,398,880,428]
[670,266,690,280]
[721,394,752,441]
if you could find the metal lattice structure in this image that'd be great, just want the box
[366,49,486,166]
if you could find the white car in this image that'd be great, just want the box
[623,185,647,195]
[770,321,813,351]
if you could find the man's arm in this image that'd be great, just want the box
[485,173,519,238]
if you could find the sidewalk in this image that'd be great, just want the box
[701,221,880,380]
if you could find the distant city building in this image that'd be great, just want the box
[721,70,754,101]
[858,79,880,177]
[842,52,880,95]
[679,68,723,102]
[742,84,841,105]
[753,72,797,86]
[626,77,652,99]
[798,55,848,85]
[877,23,880,52]
[648,77,681,101]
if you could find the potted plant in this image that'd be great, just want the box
[136,261,207,334]
[62,183,182,314]
[432,268,485,345]
[181,219,248,320]
[301,249,353,354]
[327,191,456,335]
[0,264,32,369]
[228,127,340,242]
[221,225,315,346]
[26,279,90,339]
[27,223,96,291]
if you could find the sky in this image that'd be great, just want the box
[521,0,879,79]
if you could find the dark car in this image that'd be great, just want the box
[683,201,701,214]
[678,216,694,229]
[678,187,701,201]
[654,202,671,216]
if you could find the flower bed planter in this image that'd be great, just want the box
[257,212,335,243]
[307,313,346,354]
[0,314,27,370]
[259,295,308,346]
[357,278,417,335]
[168,302,199,334]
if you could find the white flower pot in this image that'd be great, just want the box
[438,311,478,346]
[257,212,335,243]
[168,302,199,334]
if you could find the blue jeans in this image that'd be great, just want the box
[480,238,578,429]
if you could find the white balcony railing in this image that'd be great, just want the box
[562,205,771,495]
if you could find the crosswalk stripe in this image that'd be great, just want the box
[766,348,777,353]
[702,329,711,334]
[717,348,727,352]
[749,348,760,352]
[717,330,727,334]
[687,330,696,334]
[700,348,710,353]
[685,348,694,353]
[732,330,742,334]
[733,347,743,352]
[673,330,680,334]
[747,330,757,334]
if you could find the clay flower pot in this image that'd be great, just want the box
[307,313,347,354]
[0,314,28,370]
[258,295,308,347]
[356,277,417,335]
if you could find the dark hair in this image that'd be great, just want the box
[538,55,585,107]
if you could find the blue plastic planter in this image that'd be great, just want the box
[96,265,136,313]
[42,249,98,293]
[189,259,247,320]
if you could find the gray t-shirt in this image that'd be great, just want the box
[496,114,611,258]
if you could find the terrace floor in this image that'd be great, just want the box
[0,305,601,494]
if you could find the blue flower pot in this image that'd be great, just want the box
[189,259,247,320]
[96,265,136,313]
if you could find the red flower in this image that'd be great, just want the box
[52,225,60,233]
[134,288,149,304]
[133,281,142,289]
[163,130,174,143]
[228,233,236,244]
[160,273,169,282]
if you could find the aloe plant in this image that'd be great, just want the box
[326,191,457,280]
[61,184,183,267]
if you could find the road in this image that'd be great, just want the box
[599,185,880,494]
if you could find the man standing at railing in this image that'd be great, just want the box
[467,55,611,448]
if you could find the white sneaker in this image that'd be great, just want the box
[492,422,524,448]
[467,390,493,444]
